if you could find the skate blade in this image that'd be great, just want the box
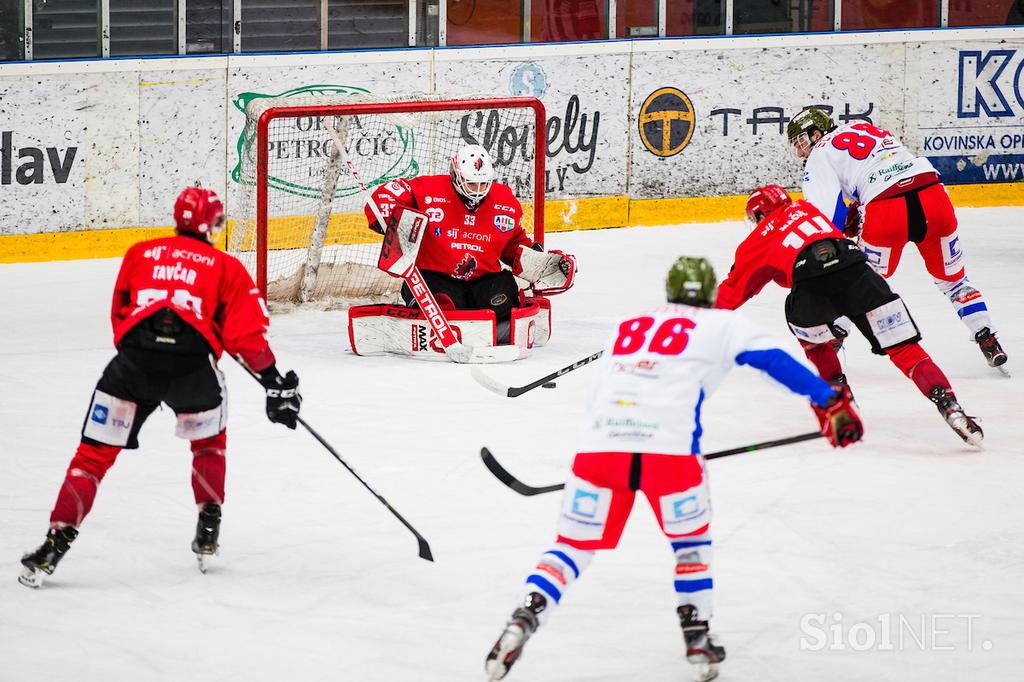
[693,662,720,682]
[195,552,216,574]
[18,565,44,589]
[485,627,525,681]
[995,364,1011,378]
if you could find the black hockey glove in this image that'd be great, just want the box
[258,365,301,429]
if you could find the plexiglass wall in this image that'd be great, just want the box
[2,0,1021,61]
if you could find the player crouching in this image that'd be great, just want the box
[348,144,576,361]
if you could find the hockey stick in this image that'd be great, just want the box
[471,350,604,397]
[324,117,519,365]
[296,416,434,562]
[480,431,825,496]
[238,362,434,561]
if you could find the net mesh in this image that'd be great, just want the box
[230,94,541,309]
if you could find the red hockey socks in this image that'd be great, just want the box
[799,340,843,382]
[885,344,951,396]
[50,442,121,528]
[191,430,226,506]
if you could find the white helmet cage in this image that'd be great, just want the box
[450,144,495,206]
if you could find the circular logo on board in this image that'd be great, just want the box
[510,62,548,98]
[638,87,695,158]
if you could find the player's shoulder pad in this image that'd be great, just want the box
[487,183,522,214]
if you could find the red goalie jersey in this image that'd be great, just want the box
[364,175,535,281]
[716,200,847,310]
[111,234,275,371]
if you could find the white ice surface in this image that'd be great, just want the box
[2,209,1022,681]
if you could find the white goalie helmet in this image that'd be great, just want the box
[450,144,494,207]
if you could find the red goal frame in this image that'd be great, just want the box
[254,97,547,296]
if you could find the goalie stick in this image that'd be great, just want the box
[238,361,434,562]
[324,117,519,365]
[480,431,825,496]
[471,350,604,397]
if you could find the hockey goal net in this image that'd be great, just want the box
[230,94,546,308]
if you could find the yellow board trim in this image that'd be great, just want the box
[2,182,1021,264]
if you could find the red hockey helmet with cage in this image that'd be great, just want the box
[745,185,792,226]
[174,186,225,242]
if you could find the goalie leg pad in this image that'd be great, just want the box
[349,304,497,360]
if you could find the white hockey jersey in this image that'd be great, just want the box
[802,121,937,225]
[576,304,835,456]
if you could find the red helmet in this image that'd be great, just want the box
[745,185,792,226]
[174,187,225,241]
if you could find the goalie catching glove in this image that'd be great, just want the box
[512,244,577,295]
[257,365,302,429]
[812,384,863,448]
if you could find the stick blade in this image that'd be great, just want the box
[417,537,434,562]
[471,366,513,397]
[480,447,565,496]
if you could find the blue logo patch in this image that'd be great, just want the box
[571,490,599,518]
[91,405,109,424]
[672,495,700,520]
[434,226,442,237]
[510,61,547,98]
[494,215,515,233]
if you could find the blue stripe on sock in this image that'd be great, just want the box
[674,578,713,593]
[544,550,580,579]
[957,302,988,319]
[671,540,712,551]
[526,574,562,603]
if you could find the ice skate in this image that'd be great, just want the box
[928,387,983,447]
[191,503,221,573]
[485,592,547,681]
[975,328,1009,376]
[19,526,78,588]
[678,605,726,682]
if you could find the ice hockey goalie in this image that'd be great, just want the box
[348,144,577,361]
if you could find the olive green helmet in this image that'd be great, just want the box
[787,108,837,158]
[666,256,717,307]
[787,107,836,141]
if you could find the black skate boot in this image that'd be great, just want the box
[191,503,221,573]
[928,387,983,447]
[485,592,547,681]
[678,605,726,682]
[975,328,1008,373]
[19,526,79,588]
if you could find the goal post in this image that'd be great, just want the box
[232,94,547,308]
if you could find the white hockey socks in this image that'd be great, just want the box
[934,275,994,338]
[672,533,714,618]
[521,542,594,626]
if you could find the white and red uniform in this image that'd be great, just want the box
[802,121,994,336]
[519,304,834,623]
[365,176,534,281]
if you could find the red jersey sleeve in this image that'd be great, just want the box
[714,234,779,310]
[110,243,141,334]
[217,259,275,372]
[364,178,418,233]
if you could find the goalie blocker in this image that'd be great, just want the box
[348,205,568,360]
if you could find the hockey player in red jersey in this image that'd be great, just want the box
[364,144,576,327]
[19,187,302,588]
[485,257,862,682]
[716,184,982,446]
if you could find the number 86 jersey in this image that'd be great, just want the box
[576,304,812,456]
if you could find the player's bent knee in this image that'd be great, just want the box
[176,404,226,441]
[864,297,921,351]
